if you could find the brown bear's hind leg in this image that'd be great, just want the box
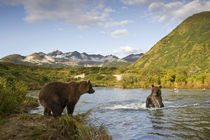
[44,108,51,116]
[67,102,76,115]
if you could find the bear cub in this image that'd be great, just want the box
[39,80,95,117]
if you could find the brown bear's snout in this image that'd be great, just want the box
[88,88,95,94]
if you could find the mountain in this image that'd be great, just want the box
[118,11,210,88]
[48,51,118,63]
[122,53,143,63]
[1,54,25,63]
[23,52,55,63]
[48,50,63,56]
[129,11,210,72]
[0,50,143,67]
[102,53,144,67]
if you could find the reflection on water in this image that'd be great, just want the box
[28,88,210,140]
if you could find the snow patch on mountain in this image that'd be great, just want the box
[23,54,55,63]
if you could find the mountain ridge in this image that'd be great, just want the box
[0,50,143,67]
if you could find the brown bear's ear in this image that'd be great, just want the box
[152,85,154,88]
[159,85,162,88]
[87,80,90,85]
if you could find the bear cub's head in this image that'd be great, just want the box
[151,85,162,96]
[86,80,95,94]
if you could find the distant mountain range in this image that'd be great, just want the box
[0,50,143,67]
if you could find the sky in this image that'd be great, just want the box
[0,0,210,58]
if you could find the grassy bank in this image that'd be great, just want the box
[0,111,112,140]
[0,96,112,140]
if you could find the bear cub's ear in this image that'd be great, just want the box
[152,85,154,88]
[87,80,90,85]
[159,85,162,88]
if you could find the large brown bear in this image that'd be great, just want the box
[146,85,164,108]
[39,80,95,117]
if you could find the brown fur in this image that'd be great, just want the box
[146,85,164,108]
[39,80,95,117]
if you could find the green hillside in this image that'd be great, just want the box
[103,59,128,67]
[131,11,210,71]
[120,12,210,89]
[0,54,24,63]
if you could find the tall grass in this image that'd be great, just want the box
[0,78,27,117]
[32,112,112,140]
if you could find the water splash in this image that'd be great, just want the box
[166,103,200,109]
[104,103,147,110]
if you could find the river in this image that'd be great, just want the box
[28,87,210,140]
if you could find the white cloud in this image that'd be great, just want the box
[148,0,210,23]
[112,46,142,55]
[110,29,128,37]
[121,6,128,10]
[104,8,115,13]
[104,20,133,28]
[100,31,106,35]
[56,28,64,31]
[173,0,210,22]
[121,0,152,5]
[1,0,111,28]
[121,0,210,24]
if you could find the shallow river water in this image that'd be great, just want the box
[28,87,210,140]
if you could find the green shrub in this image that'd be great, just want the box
[0,78,27,117]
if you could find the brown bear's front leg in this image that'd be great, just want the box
[67,102,76,115]
[44,108,51,116]
[146,97,152,108]
[51,105,65,117]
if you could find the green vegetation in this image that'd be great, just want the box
[0,77,27,117]
[118,68,209,89]
[103,60,129,67]
[0,62,118,90]
[119,11,210,88]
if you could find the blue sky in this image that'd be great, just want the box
[0,0,209,58]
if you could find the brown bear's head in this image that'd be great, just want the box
[86,80,95,94]
[151,85,162,96]
[78,80,95,94]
